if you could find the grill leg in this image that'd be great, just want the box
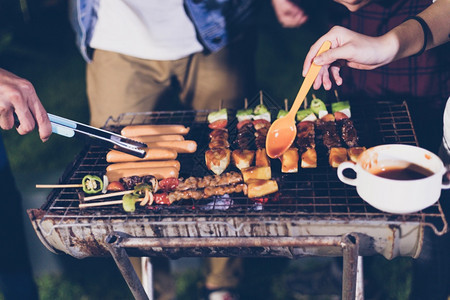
[356,256,364,300]
[142,257,154,300]
[106,235,150,300]
[342,234,359,300]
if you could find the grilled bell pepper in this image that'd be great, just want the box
[82,175,103,194]
[253,104,271,122]
[133,183,152,196]
[207,108,228,124]
[122,193,138,212]
[331,101,351,118]
[236,108,254,122]
[310,98,328,118]
[296,108,317,122]
[277,109,288,119]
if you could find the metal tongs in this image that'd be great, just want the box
[48,114,146,158]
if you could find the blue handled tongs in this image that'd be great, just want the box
[48,114,147,158]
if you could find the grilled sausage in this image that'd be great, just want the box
[121,125,190,137]
[145,140,197,153]
[130,135,185,144]
[106,160,181,172]
[107,166,179,182]
[106,147,177,163]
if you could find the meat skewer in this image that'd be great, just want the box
[253,92,271,167]
[296,120,317,168]
[233,98,256,169]
[331,91,365,162]
[205,102,231,175]
[79,183,248,209]
[176,171,243,191]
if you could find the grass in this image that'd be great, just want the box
[0,1,416,299]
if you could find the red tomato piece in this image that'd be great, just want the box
[154,193,171,205]
[208,119,227,129]
[158,177,179,192]
[236,119,252,130]
[334,111,349,121]
[107,181,125,191]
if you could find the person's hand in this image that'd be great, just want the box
[0,68,51,142]
[333,0,374,12]
[271,0,308,28]
[302,26,397,90]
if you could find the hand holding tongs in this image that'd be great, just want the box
[48,114,146,158]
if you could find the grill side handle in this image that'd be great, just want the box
[27,209,62,255]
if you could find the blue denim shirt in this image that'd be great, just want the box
[69,0,258,62]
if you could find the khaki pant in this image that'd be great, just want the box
[87,38,256,298]
[87,38,256,127]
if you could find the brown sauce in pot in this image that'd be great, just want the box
[372,165,434,180]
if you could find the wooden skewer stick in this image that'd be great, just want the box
[218,99,223,110]
[284,98,288,111]
[259,90,263,105]
[83,190,134,201]
[334,90,340,102]
[303,96,308,109]
[312,94,317,99]
[36,184,82,188]
[244,98,248,109]
[79,198,141,209]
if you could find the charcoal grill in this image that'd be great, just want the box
[28,93,448,300]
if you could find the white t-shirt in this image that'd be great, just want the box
[89,0,204,60]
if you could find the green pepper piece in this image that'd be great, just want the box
[296,108,314,122]
[277,110,288,119]
[133,183,151,196]
[82,175,103,194]
[310,99,327,116]
[253,104,269,115]
[122,194,138,212]
[236,108,254,122]
[207,108,228,123]
[236,108,253,117]
[331,101,350,113]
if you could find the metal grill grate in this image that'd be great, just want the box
[38,93,447,236]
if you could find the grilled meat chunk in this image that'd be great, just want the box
[167,183,248,202]
[316,119,342,150]
[209,139,230,149]
[254,127,268,149]
[236,122,256,150]
[176,171,243,191]
[120,175,158,190]
[340,119,359,147]
[209,128,229,141]
[296,121,315,153]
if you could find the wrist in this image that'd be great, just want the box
[378,32,400,66]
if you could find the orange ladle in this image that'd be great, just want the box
[266,40,331,158]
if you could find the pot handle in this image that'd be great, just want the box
[337,162,359,186]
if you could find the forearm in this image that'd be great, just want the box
[382,0,450,62]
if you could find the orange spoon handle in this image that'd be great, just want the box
[288,40,331,118]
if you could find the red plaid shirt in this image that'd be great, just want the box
[331,0,449,152]
[333,0,449,101]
